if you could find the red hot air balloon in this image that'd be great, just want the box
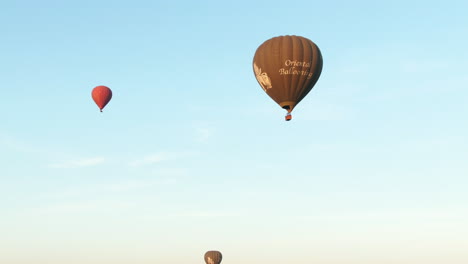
[91,85,112,112]
[253,35,323,121]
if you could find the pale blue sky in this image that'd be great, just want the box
[1,0,467,263]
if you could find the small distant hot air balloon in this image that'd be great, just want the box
[204,251,222,264]
[253,35,323,121]
[91,85,112,112]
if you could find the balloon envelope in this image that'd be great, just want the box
[204,251,222,264]
[253,35,323,119]
[91,85,112,112]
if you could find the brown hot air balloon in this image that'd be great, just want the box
[91,85,113,112]
[253,35,323,121]
[204,250,222,264]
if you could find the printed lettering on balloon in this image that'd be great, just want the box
[279,59,314,79]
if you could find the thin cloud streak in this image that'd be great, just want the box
[169,210,242,219]
[48,157,106,169]
[43,178,179,199]
[29,200,135,214]
[129,151,197,167]
[128,153,171,167]
[196,127,213,142]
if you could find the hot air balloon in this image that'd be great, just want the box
[91,85,112,112]
[253,35,323,121]
[204,251,222,264]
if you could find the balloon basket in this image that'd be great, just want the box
[285,113,292,121]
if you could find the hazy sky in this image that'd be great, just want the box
[1,0,467,263]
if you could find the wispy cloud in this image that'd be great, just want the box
[129,151,196,167]
[170,210,241,219]
[299,208,468,222]
[0,131,54,155]
[43,178,178,199]
[128,153,172,167]
[191,121,215,143]
[101,178,175,192]
[48,157,106,169]
[30,200,135,215]
[151,167,189,178]
[196,127,214,142]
